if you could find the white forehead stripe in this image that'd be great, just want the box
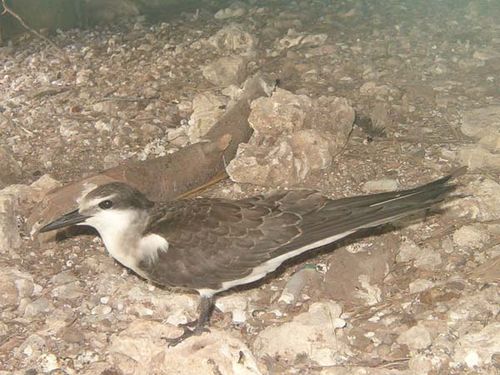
[80,194,116,211]
[76,182,98,205]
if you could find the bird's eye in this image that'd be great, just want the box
[99,200,113,209]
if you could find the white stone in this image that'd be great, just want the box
[458,145,500,170]
[202,56,247,87]
[362,179,399,193]
[216,294,249,324]
[254,302,349,366]
[409,279,435,294]
[0,267,34,309]
[208,24,256,55]
[461,106,500,140]
[456,178,500,221]
[452,225,490,250]
[397,239,421,263]
[108,320,261,375]
[0,190,21,251]
[186,92,227,142]
[397,325,432,350]
[454,322,500,368]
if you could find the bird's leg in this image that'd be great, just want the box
[165,295,214,347]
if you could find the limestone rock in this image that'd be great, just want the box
[186,93,228,142]
[209,24,256,55]
[461,106,500,140]
[108,320,261,375]
[254,302,349,366]
[455,178,500,221]
[202,56,247,87]
[0,267,34,310]
[214,4,246,20]
[0,190,22,251]
[453,322,500,368]
[0,146,22,188]
[362,179,399,193]
[397,324,432,350]
[322,242,394,306]
[458,145,500,170]
[227,89,354,187]
[452,225,490,250]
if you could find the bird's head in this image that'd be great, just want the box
[39,182,154,235]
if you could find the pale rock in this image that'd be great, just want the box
[58,120,80,138]
[0,146,22,188]
[306,96,354,147]
[360,82,392,97]
[50,271,78,285]
[0,190,21,251]
[447,288,499,322]
[254,302,349,366]
[397,239,422,262]
[470,253,500,284]
[227,140,298,186]
[186,93,228,142]
[278,30,328,49]
[216,294,249,324]
[124,284,197,324]
[354,274,382,306]
[249,89,312,137]
[0,267,34,310]
[0,321,8,336]
[397,324,432,350]
[453,322,500,368]
[166,126,189,147]
[227,89,354,187]
[398,241,442,270]
[51,282,85,300]
[279,266,321,305]
[75,69,93,85]
[301,33,328,46]
[23,297,54,318]
[214,5,246,19]
[414,248,442,270]
[39,353,61,373]
[209,24,256,55]
[290,129,333,178]
[29,174,62,202]
[461,106,500,140]
[408,354,434,375]
[478,133,500,152]
[322,245,392,305]
[452,224,490,250]
[455,178,500,221]
[362,179,399,193]
[94,120,113,132]
[108,320,261,375]
[458,145,500,170]
[321,367,410,375]
[202,56,247,87]
[409,279,435,294]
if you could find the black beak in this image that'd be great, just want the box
[39,209,90,233]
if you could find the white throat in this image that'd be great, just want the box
[82,209,168,273]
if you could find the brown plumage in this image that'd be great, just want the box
[40,167,465,346]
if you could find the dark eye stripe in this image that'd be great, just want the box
[99,200,113,209]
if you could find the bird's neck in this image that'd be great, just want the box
[86,209,150,272]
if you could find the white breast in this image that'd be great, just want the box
[83,209,168,272]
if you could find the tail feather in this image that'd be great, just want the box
[274,167,465,256]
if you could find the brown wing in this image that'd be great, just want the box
[137,169,461,291]
[137,190,328,290]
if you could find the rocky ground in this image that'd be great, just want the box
[1,0,500,374]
